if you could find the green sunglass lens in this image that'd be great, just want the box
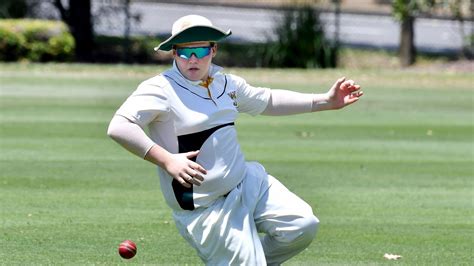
[177,47,211,59]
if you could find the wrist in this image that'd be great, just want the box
[311,93,331,112]
[145,144,172,168]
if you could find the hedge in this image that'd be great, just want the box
[94,36,267,67]
[0,19,75,62]
[94,35,162,64]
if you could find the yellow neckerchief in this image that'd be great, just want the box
[200,76,216,105]
[199,76,214,89]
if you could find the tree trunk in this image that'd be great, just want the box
[69,0,94,62]
[399,15,415,67]
[123,0,131,63]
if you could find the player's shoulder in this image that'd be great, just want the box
[140,74,170,88]
[224,73,245,82]
[221,73,248,88]
[135,74,171,94]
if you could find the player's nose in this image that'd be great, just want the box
[188,53,199,62]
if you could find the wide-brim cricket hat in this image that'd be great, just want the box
[154,15,232,52]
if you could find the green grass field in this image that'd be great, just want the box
[0,63,472,265]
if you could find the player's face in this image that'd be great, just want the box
[173,41,217,81]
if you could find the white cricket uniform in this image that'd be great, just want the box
[115,62,319,265]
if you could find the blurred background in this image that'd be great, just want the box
[0,0,472,70]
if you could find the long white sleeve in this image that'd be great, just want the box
[261,90,314,115]
[107,115,156,158]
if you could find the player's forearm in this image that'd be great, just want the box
[143,144,174,170]
[107,115,156,158]
[107,115,174,169]
[311,92,334,112]
[261,90,333,116]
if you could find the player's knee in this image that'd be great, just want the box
[299,214,319,245]
[279,214,319,246]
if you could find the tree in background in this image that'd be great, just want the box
[52,0,94,62]
[264,4,336,68]
[4,0,139,63]
[0,0,28,18]
[392,0,419,67]
[448,0,473,59]
[392,0,471,67]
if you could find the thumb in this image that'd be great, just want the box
[336,77,346,87]
[331,77,346,91]
[185,150,200,159]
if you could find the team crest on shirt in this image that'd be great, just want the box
[227,91,238,107]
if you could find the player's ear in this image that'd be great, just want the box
[212,43,217,57]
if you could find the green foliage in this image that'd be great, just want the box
[214,42,269,67]
[392,0,418,21]
[0,26,26,61]
[0,19,75,62]
[392,0,469,20]
[263,6,337,68]
[94,35,161,63]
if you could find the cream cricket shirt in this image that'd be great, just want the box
[116,63,271,211]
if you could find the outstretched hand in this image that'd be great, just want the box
[326,77,364,110]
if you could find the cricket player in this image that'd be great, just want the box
[108,14,363,265]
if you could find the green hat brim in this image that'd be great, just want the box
[154,26,232,52]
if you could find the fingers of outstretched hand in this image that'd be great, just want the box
[350,84,361,92]
[341,79,357,90]
[345,90,364,104]
[354,90,364,97]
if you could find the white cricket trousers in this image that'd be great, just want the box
[173,162,319,265]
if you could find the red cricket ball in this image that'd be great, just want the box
[118,240,137,259]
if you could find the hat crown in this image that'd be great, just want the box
[171,15,213,35]
[154,14,231,51]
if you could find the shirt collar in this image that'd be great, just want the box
[171,61,223,87]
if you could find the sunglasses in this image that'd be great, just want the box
[175,46,212,60]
